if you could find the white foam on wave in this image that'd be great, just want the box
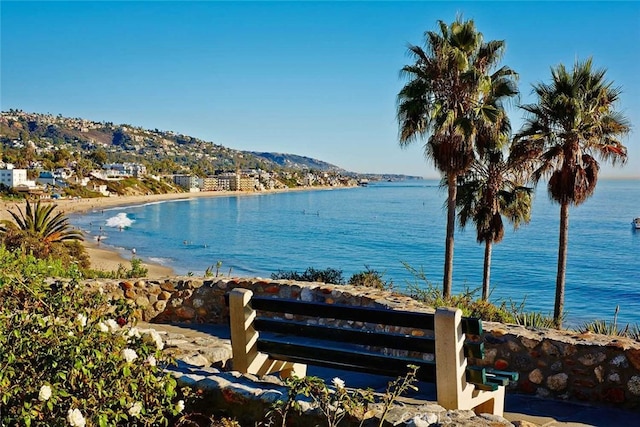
[147,257,172,265]
[105,213,134,229]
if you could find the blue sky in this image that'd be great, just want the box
[2,1,639,178]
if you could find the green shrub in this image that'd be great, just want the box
[402,262,542,324]
[348,266,392,290]
[263,365,419,427]
[82,257,149,279]
[271,267,345,285]
[0,250,187,426]
[205,261,224,278]
[0,246,71,278]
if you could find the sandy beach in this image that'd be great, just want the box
[0,187,343,278]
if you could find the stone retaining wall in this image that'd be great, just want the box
[84,276,640,410]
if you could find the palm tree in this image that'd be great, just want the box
[397,17,518,297]
[0,199,83,255]
[456,132,533,300]
[514,58,629,327]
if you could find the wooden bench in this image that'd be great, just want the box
[227,288,517,416]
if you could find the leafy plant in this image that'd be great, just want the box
[402,262,513,323]
[579,319,626,336]
[271,267,345,285]
[577,307,639,339]
[126,257,149,278]
[376,365,420,427]
[348,266,392,290]
[205,261,224,278]
[0,249,187,426]
[303,377,373,427]
[513,311,558,329]
[174,413,241,427]
[0,200,87,267]
[263,375,373,427]
[262,375,310,427]
[82,257,149,279]
[263,366,420,427]
[0,199,83,244]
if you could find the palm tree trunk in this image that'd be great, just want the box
[554,201,570,328]
[482,241,492,301]
[443,173,457,298]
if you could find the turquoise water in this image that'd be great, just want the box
[70,180,640,326]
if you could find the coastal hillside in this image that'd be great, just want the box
[0,110,347,176]
[248,151,343,172]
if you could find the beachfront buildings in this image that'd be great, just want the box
[173,174,200,192]
[174,172,259,192]
[199,176,232,191]
[37,170,71,187]
[226,173,258,192]
[102,163,147,178]
[0,165,30,188]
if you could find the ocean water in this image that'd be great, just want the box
[69,180,640,327]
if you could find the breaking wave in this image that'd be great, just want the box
[105,213,134,229]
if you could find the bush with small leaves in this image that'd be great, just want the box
[262,366,419,427]
[348,266,392,290]
[0,247,187,426]
[271,267,345,285]
[263,375,373,427]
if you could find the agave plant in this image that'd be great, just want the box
[0,199,83,256]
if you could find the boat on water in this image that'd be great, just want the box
[633,218,640,229]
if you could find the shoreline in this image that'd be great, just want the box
[0,186,350,278]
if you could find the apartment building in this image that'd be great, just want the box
[0,166,29,188]
[173,174,200,192]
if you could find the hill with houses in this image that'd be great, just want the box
[0,110,419,198]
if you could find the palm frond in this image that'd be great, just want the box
[2,200,84,245]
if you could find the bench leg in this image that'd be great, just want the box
[279,363,307,378]
[435,307,505,416]
[229,288,307,378]
[473,386,505,416]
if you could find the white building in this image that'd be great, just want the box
[102,162,147,177]
[173,175,200,192]
[0,166,29,188]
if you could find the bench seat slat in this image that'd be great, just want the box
[257,338,436,382]
[255,318,436,353]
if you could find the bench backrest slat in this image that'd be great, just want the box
[258,338,436,382]
[250,295,482,335]
[254,318,436,353]
[251,295,434,328]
